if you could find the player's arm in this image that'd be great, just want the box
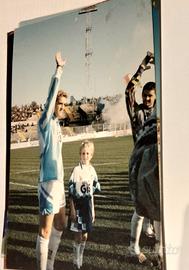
[39,52,66,128]
[125,51,154,121]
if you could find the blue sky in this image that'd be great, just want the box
[12,0,155,107]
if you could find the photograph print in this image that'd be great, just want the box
[6,0,164,269]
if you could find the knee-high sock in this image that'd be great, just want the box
[79,241,86,267]
[73,242,81,268]
[130,210,144,254]
[154,221,163,258]
[36,235,49,270]
[46,226,63,270]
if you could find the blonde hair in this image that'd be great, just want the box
[56,90,68,102]
[79,140,94,155]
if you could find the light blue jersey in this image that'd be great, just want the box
[38,67,64,183]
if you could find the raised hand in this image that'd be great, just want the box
[141,51,154,70]
[55,51,66,68]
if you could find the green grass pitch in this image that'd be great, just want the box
[7,136,157,270]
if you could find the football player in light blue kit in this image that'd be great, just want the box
[68,140,100,269]
[36,52,68,270]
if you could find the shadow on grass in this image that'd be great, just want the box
[7,169,158,270]
[7,249,36,270]
[8,221,38,233]
[8,189,38,208]
[8,207,38,215]
[89,226,130,245]
[7,238,36,249]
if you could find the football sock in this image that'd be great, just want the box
[79,241,86,267]
[46,226,63,270]
[73,241,81,268]
[36,235,49,270]
[130,210,144,255]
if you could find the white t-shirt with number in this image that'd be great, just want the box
[69,162,100,198]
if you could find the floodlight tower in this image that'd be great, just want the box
[79,5,97,95]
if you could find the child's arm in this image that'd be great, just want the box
[92,169,100,194]
[92,196,95,223]
[92,167,99,222]
[69,197,77,222]
[68,168,77,222]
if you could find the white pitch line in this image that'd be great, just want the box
[10,162,122,175]
[12,169,38,175]
[9,182,37,188]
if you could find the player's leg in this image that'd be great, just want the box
[73,232,82,269]
[46,207,67,270]
[79,233,88,268]
[149,221,163,268]
[47,182,67,270]
[36,214,54,270]
[37,180,57,270]
[129,210,146,263]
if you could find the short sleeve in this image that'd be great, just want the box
[68,169,76,197]
[92,168,101,193]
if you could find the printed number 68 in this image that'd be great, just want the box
[81,183,90,194]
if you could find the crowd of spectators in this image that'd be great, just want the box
[11,101,43,123]
[11,101,43,136]
[10,94,122,137]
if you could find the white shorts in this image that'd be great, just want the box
[38,180,66,215]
